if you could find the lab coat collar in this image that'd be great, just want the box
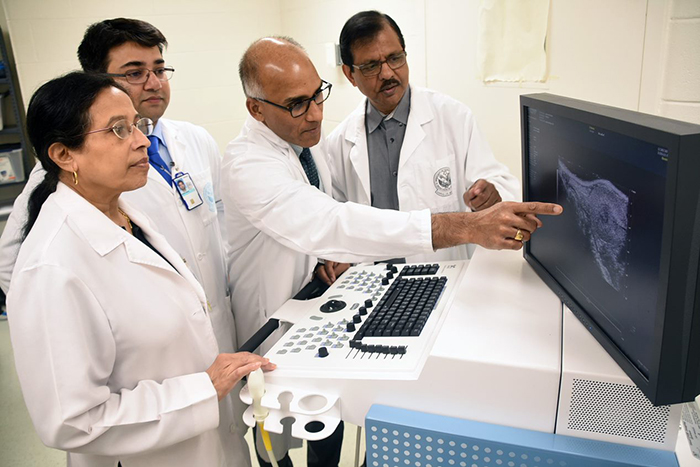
[398,85,433,171]
[51,183,207,305]
[52,183,131,257]
[244,116,333,195]
[341,102,372,203]
[245,115,298,154]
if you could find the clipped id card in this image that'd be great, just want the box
[173,172,203,210]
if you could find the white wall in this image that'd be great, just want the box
[1,0,698,176]
[0,0,282,153]
[426,0,668,177]
[657,0,700,123]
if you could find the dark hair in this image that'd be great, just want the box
[77,18,168,73]
[23,72,127,238]
[339,10,405,67]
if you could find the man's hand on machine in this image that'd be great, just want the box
[431,201,563,251]
[315,261,351,286]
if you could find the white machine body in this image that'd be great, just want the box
[266,261,467,380]
[254,248,683,456]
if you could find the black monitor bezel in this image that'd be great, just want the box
[520,93,700,405]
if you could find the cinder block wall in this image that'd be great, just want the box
[659,0,700,124]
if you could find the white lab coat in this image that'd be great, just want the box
[222,116,434,350]
[222,116,434,463]
[0,119,237,354]
[327,85,521,262]
[7,183,242,467]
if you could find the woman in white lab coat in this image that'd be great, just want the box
[6,72,273,467]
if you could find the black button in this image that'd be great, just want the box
[318,347,329,358]
[320,299,346,313]
[365,299,373,308]
[353,314,362,323]
[346,322,356,332]
[382,277,389,285]
[359,306,368,316]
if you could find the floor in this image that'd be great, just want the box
[0,319,364,467]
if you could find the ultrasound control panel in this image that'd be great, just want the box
[266,261,467,380]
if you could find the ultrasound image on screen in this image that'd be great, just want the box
[526,108,668,377]
[557,160,630,293]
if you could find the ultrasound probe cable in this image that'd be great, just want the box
[248,368,279,467]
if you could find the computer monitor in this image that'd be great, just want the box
[521,93,700,405]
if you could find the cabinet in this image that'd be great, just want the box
[0,25,31,207]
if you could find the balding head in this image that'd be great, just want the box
[240,36,326,147]
[239,36,308,99]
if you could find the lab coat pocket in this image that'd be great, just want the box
[414,156,459,213]
[190,168,217,226]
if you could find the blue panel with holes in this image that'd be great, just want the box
[365,405,678,467]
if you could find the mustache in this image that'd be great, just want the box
[380,79,400,91]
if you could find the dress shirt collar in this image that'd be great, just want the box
[151,119,166,147]
[365,87,411,134]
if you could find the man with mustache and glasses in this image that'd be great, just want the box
[0,18,251,465]
[222,35,560,467]
[328,10,520,263]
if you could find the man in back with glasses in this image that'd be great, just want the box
[327,11,520,263]
[0,18,249,465]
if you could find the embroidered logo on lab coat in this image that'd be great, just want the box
[433,167,452,197]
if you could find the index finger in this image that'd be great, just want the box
[514,202,563,215]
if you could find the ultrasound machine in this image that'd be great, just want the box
[241,94,700,466]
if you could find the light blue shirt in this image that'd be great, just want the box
[151,119,173,169]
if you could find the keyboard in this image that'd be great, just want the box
[265,261,467,380]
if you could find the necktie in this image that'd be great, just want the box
[147,135,173,187]
[299,147,319,189]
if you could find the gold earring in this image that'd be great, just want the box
[73,171,78,185]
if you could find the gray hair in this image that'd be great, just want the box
[239,35,306,99]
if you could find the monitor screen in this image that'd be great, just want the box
[521,93,700,405]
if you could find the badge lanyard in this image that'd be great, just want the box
[173,171,203,210]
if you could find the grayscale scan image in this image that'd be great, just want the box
[557,159,630,292]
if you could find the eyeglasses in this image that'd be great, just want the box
[82,117,154,140]
[106,67,175,85]
[254,80,332,118]
[352,51,408,77]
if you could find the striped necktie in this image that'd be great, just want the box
[299,147,319,189]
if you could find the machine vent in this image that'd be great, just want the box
[567,379,671,443]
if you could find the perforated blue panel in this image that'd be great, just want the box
[365,405,678,467]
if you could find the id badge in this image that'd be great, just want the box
[173,172,203,210]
